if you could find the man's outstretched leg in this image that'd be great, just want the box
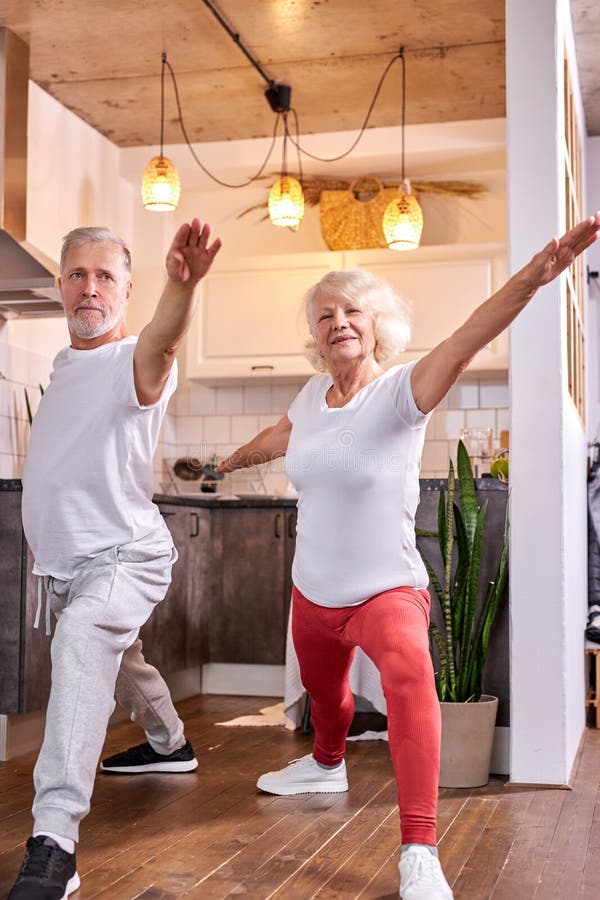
[100,637,197,774]
[8,536,184,899]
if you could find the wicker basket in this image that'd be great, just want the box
[319,176,400,251]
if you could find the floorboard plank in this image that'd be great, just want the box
[1,696,599,899]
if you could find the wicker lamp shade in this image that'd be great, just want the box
[268,176,305,227]
[382,189,423,251]
[142,156,181,211]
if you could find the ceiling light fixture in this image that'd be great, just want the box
[382,48,423,251]
[266,87,304,228]
[141,53,181,212]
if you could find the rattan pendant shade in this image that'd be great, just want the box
[141,155,181,211]
[382,189,424,251]
[268,176,305,227]
[319,177,398,250]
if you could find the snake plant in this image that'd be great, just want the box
[418,439,509,703]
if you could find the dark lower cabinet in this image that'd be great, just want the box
[139,504,213,673]
[209,507,297,665]
[0,491,51,714]
[1,494,298,715]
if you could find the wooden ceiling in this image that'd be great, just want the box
[0,0,507,147]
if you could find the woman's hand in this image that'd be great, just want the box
[518,212,600,296]
[166,218,223,285]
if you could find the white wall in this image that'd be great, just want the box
[157,372,510,496]
[507,0,588,784]
[586,136,600,437]
[0,82,135,477]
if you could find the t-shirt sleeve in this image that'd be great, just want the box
[287,376,319,423]
[386,361,433,428]
[113,341,178,411]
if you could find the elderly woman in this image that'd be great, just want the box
[216,214,600,900]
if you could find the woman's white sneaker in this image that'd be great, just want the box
[257,754,348,795]
[399,846,453,899]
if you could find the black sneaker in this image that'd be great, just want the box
[8,835,79,899]
[100,738,198,774]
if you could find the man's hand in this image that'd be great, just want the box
[166,218,223,285]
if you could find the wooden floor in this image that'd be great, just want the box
[0,695,599,899]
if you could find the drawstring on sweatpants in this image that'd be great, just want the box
[34,577,52,636]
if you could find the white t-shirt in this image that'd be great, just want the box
[285,361,432,607]
[22,336,176,580]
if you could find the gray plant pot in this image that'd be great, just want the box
[439,694,499,788]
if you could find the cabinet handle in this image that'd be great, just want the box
[288,513,296,539]
[190,512,199,538]
[274,513,282,539]
[162,511,176,518]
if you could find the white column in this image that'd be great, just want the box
[507,0,587,784]
[586,136,600,434]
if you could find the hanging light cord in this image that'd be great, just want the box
[279,111,304,187]
[401,47,406,182]
[163,54,282,189]
[161,48,403,185]
[287,49,402,164]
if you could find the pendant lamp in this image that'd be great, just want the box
[382,49,423,250]
[268,112,304,228]
[141,54,181,211]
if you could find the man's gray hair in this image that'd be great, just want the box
[60,227,132,273]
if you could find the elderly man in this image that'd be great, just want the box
[8,219,222,900]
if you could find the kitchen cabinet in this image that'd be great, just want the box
[140,503,213,673]
[185,252,336,382]
[0,490,51,714]
[209,506,297,664]
[185,244,508,382]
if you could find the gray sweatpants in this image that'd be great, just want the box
[32,527,184,841]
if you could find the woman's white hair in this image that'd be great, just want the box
[302,268,411,373]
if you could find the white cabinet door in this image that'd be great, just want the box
[185,252,341,382]
[185,244,508,381]
[346,244,508,369]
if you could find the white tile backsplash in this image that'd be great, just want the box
[203,415,231,444]
[465,408,496,430]
[216,385,244,415]
[258,414,281,430]
[231,415,259,443]
[421,440,452,473]
[0,415,14,454]
[447,381,479,409]
[188,384,216,416]
[176,416,204,445]
[480,382,509,408]
[244,385,272,413]
[0,451,18,478]
[431,409,466,440]
[157,372,510,484]
[272,383,305,414]
[496,408,510,434]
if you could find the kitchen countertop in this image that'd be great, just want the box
[1,478,508,502]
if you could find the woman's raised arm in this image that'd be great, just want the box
[411,212,600,414]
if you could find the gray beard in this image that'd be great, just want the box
[67,305,123,340]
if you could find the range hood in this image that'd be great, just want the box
[0,28,63,319]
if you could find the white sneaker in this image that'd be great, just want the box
[399,846,453,899]
[256,754,348,795]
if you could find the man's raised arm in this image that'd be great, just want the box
[134,218,222,406]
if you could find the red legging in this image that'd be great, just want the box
[292,584,441,846]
